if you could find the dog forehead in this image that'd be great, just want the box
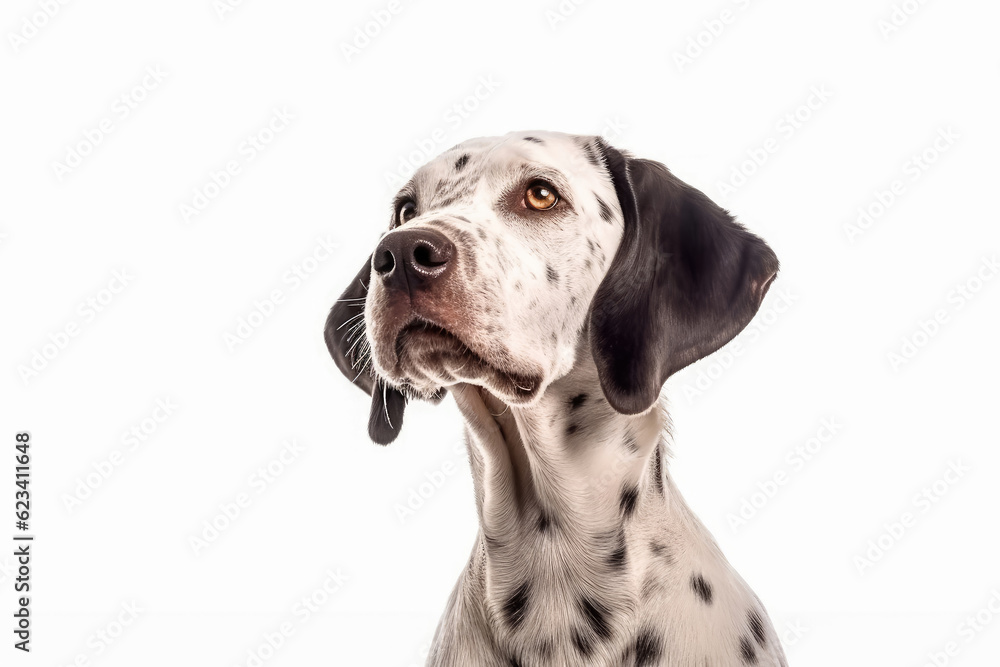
[407,131,593,195]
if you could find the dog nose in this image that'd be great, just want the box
[372,228,455,291]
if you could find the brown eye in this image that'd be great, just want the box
[525,181,558,211]
[398,201,417,223]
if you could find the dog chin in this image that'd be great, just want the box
[385,323,545,405]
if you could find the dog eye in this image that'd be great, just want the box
[525,181,559,211]
[398,201,417,223]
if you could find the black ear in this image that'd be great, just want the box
[324,257,407,445]
[590,142,779,415]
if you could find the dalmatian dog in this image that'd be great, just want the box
[324,131,787,667]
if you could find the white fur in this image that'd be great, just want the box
[362,131,787,666]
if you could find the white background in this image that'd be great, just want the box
[1,0,999,665]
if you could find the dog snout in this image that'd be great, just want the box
[373,228,455,292]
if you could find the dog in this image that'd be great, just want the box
[325,131,787,667]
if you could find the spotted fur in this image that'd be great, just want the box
[324,131,786,666]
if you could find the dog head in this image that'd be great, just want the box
[325,131,778,443]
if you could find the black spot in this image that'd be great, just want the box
[566,422,580,436]
[454,153,470,171]
[583,141,602,167]
[537,512,552,533]
[571,628,593,656]
[624,433,639,453]
[523,136,544,144]
[652,446,664,495]
[546,263,558,284]
[690,574,713,605]
[620,485,639,519]
[514,281,523,292]
[502,581,531,629]
[634,629,662,667]
[454,215,471,224]
[579,596,613,640]
[570,295,577,305]
[740,636,758,664]
[569,393,587,409]
[649,540,674,565]
[507,656,522,667]
[608,529,627,568]
[748,609,767,646]
[597,196,614,223]
[476,227,488,241]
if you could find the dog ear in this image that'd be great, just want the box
[590,141,779,415]
[324,258,407,445]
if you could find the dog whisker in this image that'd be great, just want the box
[336,311,366,331]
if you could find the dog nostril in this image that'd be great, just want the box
[413,243,447,268]
[374,249,395,274]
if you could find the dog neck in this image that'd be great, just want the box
[433,351,778,665]
[451,356,668,545]
[445,339,720,647]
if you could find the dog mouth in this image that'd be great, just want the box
[392,318,541,401]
